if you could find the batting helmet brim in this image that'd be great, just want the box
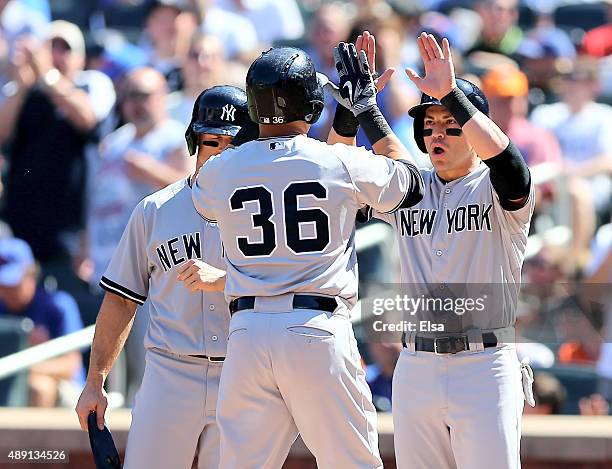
[87,412,121,469]
[191,122,242,137]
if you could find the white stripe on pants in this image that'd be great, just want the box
[392,345,524,469]
[123,348,222,469]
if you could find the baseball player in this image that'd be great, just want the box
[191,46,424,469]
[75,85,257,469]
[355,33,535,469]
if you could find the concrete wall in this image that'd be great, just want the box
[0,409,611,469]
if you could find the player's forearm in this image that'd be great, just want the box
[86,293,137,387]
[41,78,97,132]
[327,104,359,146]
[371,134,413,162]
[326,128,356,146]
[440,87,509,160]
[357,107,417,165]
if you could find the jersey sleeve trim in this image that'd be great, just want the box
[379,160,424,214]
[99,276,147,305]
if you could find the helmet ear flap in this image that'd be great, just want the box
[185,125,197,156]
[413,111,427,154]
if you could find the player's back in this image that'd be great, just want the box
[204,135,363,304]
[193,133,421,306]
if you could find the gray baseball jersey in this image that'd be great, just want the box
[192,135,422,307]
[369,162,535,329]
[100,177,229,357]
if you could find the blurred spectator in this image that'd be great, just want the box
[516,5,576,106]
[480,64,599,261]
[523,371,566,415]
[87,67,189,288]
[140,0,198,92]
[86,28,149,82]
[306,3,352,139]
[580,0,612,59]
[307,3,352,82]
[0,20,115,299]
[583,223,612,402]
[386,0,425,72]
[482,65,562,171]
[215,0,304,46]
[167,33,227,126]
[0,238,84,407]
[517,36,575,106]
[194,0,259,62]
[530,58,612,264]
[365,340,402,412]
[468,0,523,57]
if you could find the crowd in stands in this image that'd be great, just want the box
[0,0,609,414]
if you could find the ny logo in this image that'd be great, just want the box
[221,104,236,122]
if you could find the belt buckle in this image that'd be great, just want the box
[433,336,465,355]
[433,336,452,355]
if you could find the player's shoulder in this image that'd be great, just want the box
[140,178,189,212]
[326,140,372,157]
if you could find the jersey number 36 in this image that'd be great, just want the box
[230,181,330,257]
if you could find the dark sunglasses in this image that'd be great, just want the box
[122,90,153,101]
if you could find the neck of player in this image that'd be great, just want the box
[434,154,481,182]
[258,121,310,138]
[191,148,218,186]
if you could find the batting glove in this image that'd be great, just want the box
[331,42,378,116]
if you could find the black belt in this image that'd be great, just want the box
[402,332,498,354]
[229,295,338,315]
[187,355,225,362]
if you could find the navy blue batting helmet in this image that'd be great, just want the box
[246,47,324,125]
[185,85,250,155]
[408,78,489,153]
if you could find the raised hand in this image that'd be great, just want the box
[332,41,378,115]
[406,33,456,100]
[319,31,395,110]
[355,30,394,92]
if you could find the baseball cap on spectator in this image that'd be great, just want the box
[517,28,576,60]
[0,238,35,287]
[147,0,195,16]
[48,20,86,56]
[482,65,529,97]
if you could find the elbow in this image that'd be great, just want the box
[398,161,425,209]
